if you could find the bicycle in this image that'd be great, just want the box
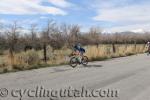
[147,50,150,55]
[69,54,88,68]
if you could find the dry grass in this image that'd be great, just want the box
[0,44,147,73]
[86,44,146,61]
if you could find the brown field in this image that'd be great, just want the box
[0,44,147,73]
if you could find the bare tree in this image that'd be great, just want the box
[1,20,150,61]
[60,23,71,46]
[5,21,20,66]
[25,24,38,50]
[0,22,3,30]
[88,27,101,46]
[0,22,4,36]
[0,23,6,50]
[41,20,55,63]
[67,24,80,47]
[30,24,37,41]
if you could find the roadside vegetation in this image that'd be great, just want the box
[0,20,149,73]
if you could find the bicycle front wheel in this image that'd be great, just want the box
[82,56,88,66]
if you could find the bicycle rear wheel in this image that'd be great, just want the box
[70,57,78,68]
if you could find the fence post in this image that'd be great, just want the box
[134,41,137,54]
[43,44,47,63]
[112,43,116,53]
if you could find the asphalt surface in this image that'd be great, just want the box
[0,54,150,100]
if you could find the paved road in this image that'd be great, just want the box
[0,54,150,100]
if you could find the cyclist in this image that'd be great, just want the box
[73,43,86,63]
[147,41,150,54]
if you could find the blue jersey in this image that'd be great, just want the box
[74,45,85,53]
[80,48,85,53]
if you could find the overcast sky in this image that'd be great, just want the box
[0,0,150,32]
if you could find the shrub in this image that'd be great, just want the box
[3,68,8,73]
[0,50,3,55]
[12,65,25,71]
[15,49,40,65]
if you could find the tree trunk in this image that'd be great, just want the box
[112,43,116,53]
[9,47,14,70]
[134,41,137,54]
[43,44,47,63]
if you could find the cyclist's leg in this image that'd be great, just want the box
[77,55,82,63]
[74,50,81,63]
[77,51,82,63]
[79,52,82,63]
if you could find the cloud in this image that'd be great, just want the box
[48,0,73,8]
[93,4,150,23]
[0,19,6,23]
[104,23,150,33]
[92,0,150,32]
[0,0,67,15]
[0,19,12,25]
[40,16,49,19]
